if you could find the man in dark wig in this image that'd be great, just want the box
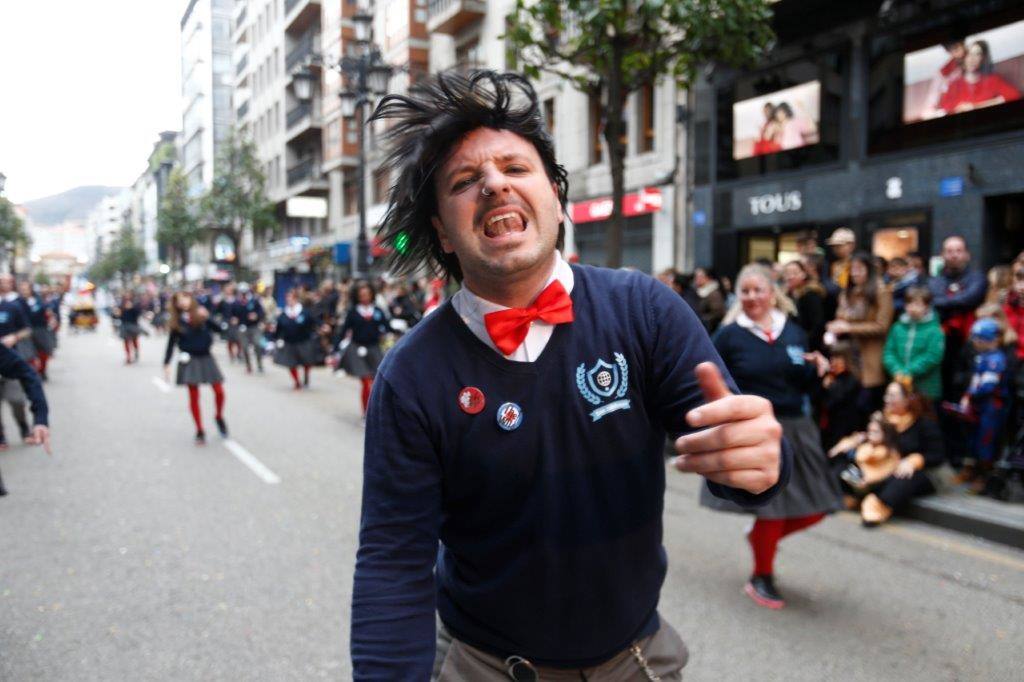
[351,71,790,680]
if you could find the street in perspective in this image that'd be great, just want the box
[2,0,1024,680]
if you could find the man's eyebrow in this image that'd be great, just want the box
[442,153,534,185]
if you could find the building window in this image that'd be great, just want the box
[455,38,480,70]
[543,98,555,136]
[637,85,655,154]
[343,173,357,216]
[588,92,603,165]
[373,167,390,204]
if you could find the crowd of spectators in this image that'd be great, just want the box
[661,231,1024,521]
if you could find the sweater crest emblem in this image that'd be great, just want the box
[576,353,631,422]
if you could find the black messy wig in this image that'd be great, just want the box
[369,70,569,281]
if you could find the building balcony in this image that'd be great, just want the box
[285,30,319,72]
[236,100,249,120]
[286,157,329,193]
[427,0,485,35]
[286,102,312,129]
[235,5,247,31]
[286,98,322,144]
[232,6,248,43]
[284,0,320,35]
[235,54,248,77]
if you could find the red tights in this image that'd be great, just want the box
[123,337,139,362]
[360,376,374,414]
[187,383,225,433]
[748,513,825,576]
[288,366,311,389]
[34,352,50,375]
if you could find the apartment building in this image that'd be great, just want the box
[427,0,688,274]
[233,0,333,283]
[181,0,234,196]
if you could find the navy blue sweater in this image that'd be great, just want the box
[0,343,48,426]
[163,317,219,364]
[0,298,29,337]
[712,319,818,419]
[274,309,315,343]
[339,306,388,346]
[235,297,265,324]
[23,297,50,328]
[351,265,790,679]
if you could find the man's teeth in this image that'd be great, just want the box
[484,212,525,237]
[487,212,517,226]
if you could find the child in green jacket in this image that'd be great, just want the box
[883,286,946,400]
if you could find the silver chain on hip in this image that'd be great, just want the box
[629,643,662,681]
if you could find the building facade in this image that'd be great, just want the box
[691,0,1024,277]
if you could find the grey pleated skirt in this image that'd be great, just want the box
[699,414,843,519]
[31,327,55,355]
[225,323,244,344]
[1,378,26,402]
[175,353,224,386]
[119,322,142,340]
[339,343,383,378]
[273,338,319,368]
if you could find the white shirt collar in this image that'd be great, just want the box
[2,292,18,303]
[285,303,303,317]
[736,309,787,342]
[451,251,575,361]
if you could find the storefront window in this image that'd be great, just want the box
[872,227,919,260]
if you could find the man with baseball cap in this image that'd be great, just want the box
[825,227,856,289]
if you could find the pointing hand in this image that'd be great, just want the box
[673,362,782,495]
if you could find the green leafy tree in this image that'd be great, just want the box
[157,167,202,272]
[0,197,31,274]
[506,0,774,268]
[199,129,277,270]
[90,225,146,286]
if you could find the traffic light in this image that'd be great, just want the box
[395,231,410,255]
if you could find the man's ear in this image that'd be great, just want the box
[431,215,455,254]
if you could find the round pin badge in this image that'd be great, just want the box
[458,386,486,415]
[496,402,523,431]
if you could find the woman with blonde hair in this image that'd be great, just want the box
[701,263,839,609]
[985,265,1013,306]
[163,291,227,445]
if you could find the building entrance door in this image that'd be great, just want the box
[985,193,1024,268]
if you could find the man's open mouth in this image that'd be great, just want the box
[483,210,528,238]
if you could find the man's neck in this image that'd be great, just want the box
[463,253,559,309]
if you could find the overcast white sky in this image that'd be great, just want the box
[0,1,185,204]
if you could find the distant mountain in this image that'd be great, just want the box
[21,186,124,226]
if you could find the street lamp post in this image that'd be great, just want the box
[292,3,393,279]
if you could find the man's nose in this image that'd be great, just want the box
[480,166,510,196]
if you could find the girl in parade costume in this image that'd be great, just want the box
[236,283,266,374]
[336,281,389,417]
[163,291,227,445]
[701,264,839,609]
[218,283,243,364]
[112,291,143,364]
[272,288,318,390]
[18,281,56,380]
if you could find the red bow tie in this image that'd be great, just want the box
[483,280,574,355]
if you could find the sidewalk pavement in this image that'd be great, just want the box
[905,488,1024,550]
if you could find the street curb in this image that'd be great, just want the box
[903,494,1024,550]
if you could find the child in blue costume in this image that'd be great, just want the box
[961,318,1009,488]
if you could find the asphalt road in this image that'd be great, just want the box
[1,326,1022,681]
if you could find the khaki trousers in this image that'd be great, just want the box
[432,616,688,681]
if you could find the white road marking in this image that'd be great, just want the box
[223,438,281,485]
[151,377,172,393]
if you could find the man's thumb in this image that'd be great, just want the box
[695,361,732,402]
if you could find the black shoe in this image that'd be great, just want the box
[744,574,785,609]
[194,431,206,445]
[215,417,228,437]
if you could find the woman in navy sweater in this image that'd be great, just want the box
[272,288,317,390]
[337,281,389,416]
[701,263,841,609]
[163,291,227,444]
[113,291,143,364]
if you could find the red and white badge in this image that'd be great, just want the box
[457,386,486,415]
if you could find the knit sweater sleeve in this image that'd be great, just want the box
[351,372,442,680]
[163,330,179,365]
[645,280,791,507]
[0,344,48,427]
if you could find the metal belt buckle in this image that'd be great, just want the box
[504,655,538,682]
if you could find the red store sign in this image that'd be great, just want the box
[570,187,664,224]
